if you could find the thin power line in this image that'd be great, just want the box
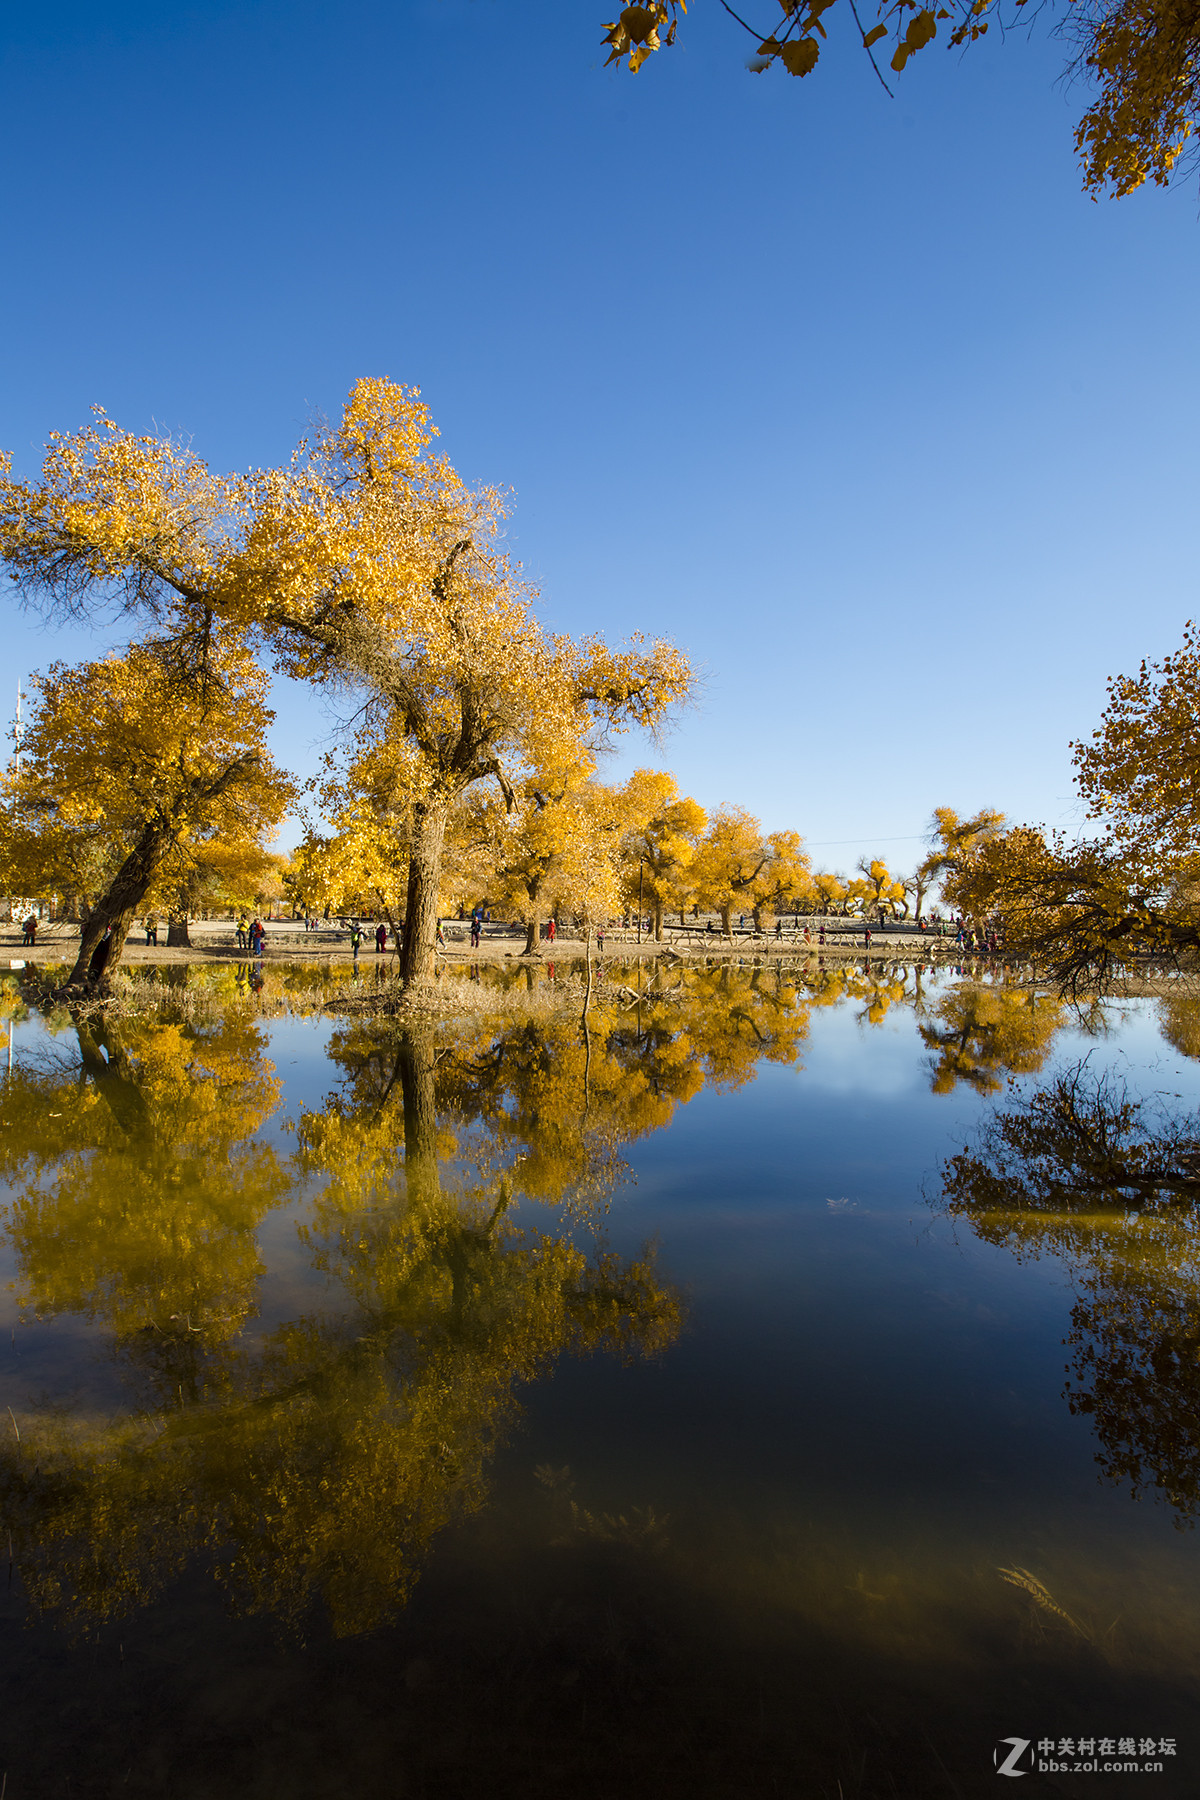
[803,833,926,847]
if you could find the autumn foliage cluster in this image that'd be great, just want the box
[0,382,694,987]
[0,379,981,994]
[913,626,1200,991]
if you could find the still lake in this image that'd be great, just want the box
[2,959,1200,1798]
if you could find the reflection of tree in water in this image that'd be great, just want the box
[765,959,1077,1094]
[0,999,686,1638]
[919,986,1069,1094]
[940,1062,1200,1521]
[1157,993,1200,1061]
[0,965,1094,1639]
[301,964,814,1215]
[0,1009,287,1406]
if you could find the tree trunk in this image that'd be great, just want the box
[67,820,174,987]
[720,904,732,938]
[654,902,664,942]
[399,796,450,989]
[581,936,594,1120]
[166,911,191,947]
[582,927,594,1022]
[524,917,540,955]
[71,905,138,988]
[74,1021,149,1135]
[397,1028,440,1210]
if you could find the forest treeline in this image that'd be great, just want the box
[1,379,1196,996]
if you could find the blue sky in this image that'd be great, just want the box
[3,0,1198,873]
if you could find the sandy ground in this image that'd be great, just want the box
[3,915,967,974]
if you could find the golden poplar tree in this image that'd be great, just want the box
[692,805,773,936]
[0,630,291,986]
[455,757,639,953]
[951,624,1200,989]
[691,807,812,933]
[1,383,693,992]
[617,769,707,941]
[855,856,908,921]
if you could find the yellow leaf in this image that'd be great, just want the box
[862,22,887,42]
[904,8,937,49]
[621,4,660,44]
[779,36,820,74]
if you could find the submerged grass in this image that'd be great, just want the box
[997,1564,1095,1642]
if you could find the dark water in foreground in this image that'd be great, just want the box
[3,960,1200,1797]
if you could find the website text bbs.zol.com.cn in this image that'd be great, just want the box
[994,1736,1176,1777]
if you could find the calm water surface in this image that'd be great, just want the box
[2,961,1200,1798]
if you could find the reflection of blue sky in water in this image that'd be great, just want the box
[531,988,1200,1777]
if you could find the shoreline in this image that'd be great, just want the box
[6,922,1198,1002]
[1,918,979,972]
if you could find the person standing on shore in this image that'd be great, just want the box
[375,922,387,954]
[547,917,556,944]
[144,913,158,946]
[350,921,362,961]
[21,915,37,946]
[236,915,248,952]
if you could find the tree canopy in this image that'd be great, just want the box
[948,624,1200,991]
[0,381,694,989]
[0,628,291,983]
